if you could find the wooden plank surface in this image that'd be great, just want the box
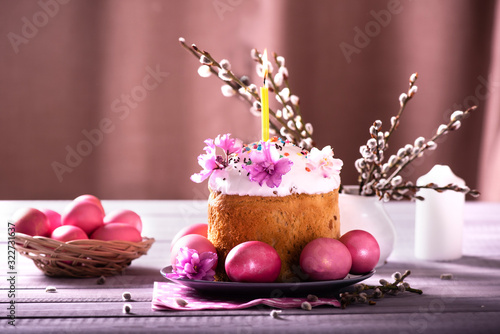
[1,200,500,333]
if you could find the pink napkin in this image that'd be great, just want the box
[152,281,340,311]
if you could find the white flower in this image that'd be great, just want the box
[437,124,448,135]
[367,138,377,148]
[381,163,390,174]
[250,48,259,60]
[305,123,313,135]
[238,87,252,101]
[388,155,398,167]
[355,158,365,173]
[287,120,296,130]
[247,84,258,94]
[278,66,288,78]
[414,136,425,148]
[275,109,282,118]
[399,93,407,107]
[218,70,232,81]
[274,72,284,86]
[408,85,418,97]
[451,121,461,130]
[197,65,212,78]
[391,116,398,127]
[277,87,290,103]
[391,175,403,187]
[397,147,406,158]
[199,55,211,65]
[450,110,464,122]
[427,141,437,150]
[219,59,231,71]
[178,37,185,43]
[410,73,418,83]
[290,95,300,105]
[282,105,294,120]
[221,85,235,97]
[306,146,343,180]
[276,56,285,67]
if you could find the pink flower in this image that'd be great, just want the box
[191,139,219,183]
[191,134,243,183]
[243,141,293,188]
[167,247,218,281]
[306,146,343,179]
[214,133,243,155]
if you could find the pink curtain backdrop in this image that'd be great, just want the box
[0,0,499,201]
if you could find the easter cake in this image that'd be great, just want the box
[192,134,343,282]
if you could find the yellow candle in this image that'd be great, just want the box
[261,49,269,142]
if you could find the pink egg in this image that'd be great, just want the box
[41,209,62,234]
[300,238,352,281]
[51,225,88,242]
[104,209,142,233]
[339,230,380,274]
[170,234,217,267]
[62,200,104,236]
[12,207,50,237]
[225,241,281,283]
[73,194,105,215]
[170,223,208,251]
[90,223,142,242]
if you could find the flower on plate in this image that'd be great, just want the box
[306,146,343,180]
[243,141,293,188]
[167,247,218,281]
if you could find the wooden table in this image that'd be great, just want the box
[1,200,500,333]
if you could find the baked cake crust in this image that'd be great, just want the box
[208,188,340,282]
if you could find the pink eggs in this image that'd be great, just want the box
[300,238,352,281]
[91,223,142,242]
[73,194,105,215]
[12,207,50,237]
[51,225,88,242]
[41,208,62,234]
[170,223,208,251]
[170,234,217,267]
[339,230,380,274]
[104,209,142,233]
[225,241,281,283]
[62,200,104,235]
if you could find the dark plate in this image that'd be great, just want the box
[160,266,374,296]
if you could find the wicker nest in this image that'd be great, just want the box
[14,233,155,277]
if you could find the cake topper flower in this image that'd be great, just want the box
[167,247,218,281]
[306,146,343,182]
[191,133,242,183]
[243,141,293,188]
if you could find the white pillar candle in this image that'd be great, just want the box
[414,165,466,261]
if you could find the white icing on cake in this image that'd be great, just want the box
[208,139,343,197]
